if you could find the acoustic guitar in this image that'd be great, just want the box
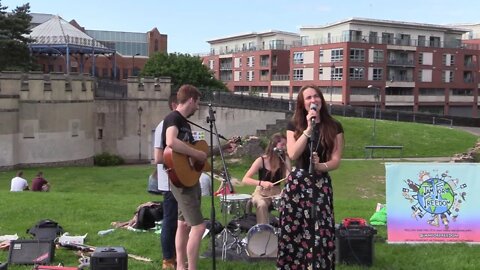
[163,140,211,188]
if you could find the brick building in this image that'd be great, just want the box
[29,13,167,80]
[204,18,480,118]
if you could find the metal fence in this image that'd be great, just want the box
[204,90,480,128]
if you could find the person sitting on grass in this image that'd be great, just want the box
[10,171,29,192]
[31,171,50,192]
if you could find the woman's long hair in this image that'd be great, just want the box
[264,133,287,181]
[292,85,338,160]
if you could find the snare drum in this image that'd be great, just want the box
[246,224,278,258]
[220,194,251,217]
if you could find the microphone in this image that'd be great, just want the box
[273,147,286,163]
[273,147,284,153]
[309,103,317,125]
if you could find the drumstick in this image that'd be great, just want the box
[272,177,287,185]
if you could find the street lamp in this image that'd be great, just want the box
[137,106,143,161]
[368,85,381,146]
[132,53,140,76]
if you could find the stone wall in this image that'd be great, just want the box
[0,73,288,169]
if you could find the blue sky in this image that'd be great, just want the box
[4,0,480,54]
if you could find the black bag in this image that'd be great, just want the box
[134,203,163,230]
[27,219,64,241]
[204,219,224,235]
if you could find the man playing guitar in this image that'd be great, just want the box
[161,84,235,270]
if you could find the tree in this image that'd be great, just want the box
[0,1,34,71]
[141,52,228,91]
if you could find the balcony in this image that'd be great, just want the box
[220,64,232,70]
[387,59,415,67]
[271,74,290,81]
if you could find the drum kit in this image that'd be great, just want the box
[217,193,282,259]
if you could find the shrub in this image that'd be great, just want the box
[94,152,124,166]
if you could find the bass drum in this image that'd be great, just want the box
[246,224,278,258]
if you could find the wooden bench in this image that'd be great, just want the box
[364,145,403,159]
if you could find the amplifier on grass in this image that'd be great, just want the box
[335,221,377,267]
[8,239,54,265]
[91,246,128,270]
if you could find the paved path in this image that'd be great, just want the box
[453,126,480,136]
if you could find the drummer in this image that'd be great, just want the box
[242,133,291,224]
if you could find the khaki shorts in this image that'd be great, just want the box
[170,182,203,226]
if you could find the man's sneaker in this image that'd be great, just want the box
[162,258,176,270]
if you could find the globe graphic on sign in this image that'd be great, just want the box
[417,178,454,214]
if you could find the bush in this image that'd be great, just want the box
[94,152,124,166]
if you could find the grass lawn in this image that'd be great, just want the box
[0,118,479,269]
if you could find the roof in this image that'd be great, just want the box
[301,17,469,34]
[207,30,299,44]
[28,15,115,54]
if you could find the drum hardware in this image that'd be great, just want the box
[218,193,252,260]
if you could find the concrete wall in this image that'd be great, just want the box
[1,72,287,169]
[0,71,96,169]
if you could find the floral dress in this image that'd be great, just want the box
[276,169,335,270]
[277,121,342,270]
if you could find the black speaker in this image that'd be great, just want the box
[335,223,376,266]
[91,247,128,270]
[8,240,54,264]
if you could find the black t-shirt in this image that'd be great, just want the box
[161,110,194,149]
[287,120,343,170]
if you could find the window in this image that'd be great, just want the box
[369,31,378,43]
[418,35,426,47]
[293,69,303,81]
[349,67,364,80]
[301,36,309,46]
[319,50,324,62]
[247,56,255,67]
[331,49,343,62]
[419,88,444,96]
[247,70,254,81]
[398,34,411,46]
[209,60,214,69]
[349,49,365,62]
[293,52,304,64]
[331,67,343,80]
[429,36,441,47]
[442,54,455,66]
[418,53,423,65]
[450,89,472,96]
[382,32,394,44]
[373,68,383,80]
[373,50,384,62]
[442,71,454,83]
[234,57,241,68]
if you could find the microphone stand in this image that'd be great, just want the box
[206,104,236,263]
[206,104,217,270]
[309,122,318,270]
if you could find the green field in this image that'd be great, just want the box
[0,117,479,269]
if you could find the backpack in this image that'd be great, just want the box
[27,219,64,241]
[133,202,163,230]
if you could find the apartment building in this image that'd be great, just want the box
[204,18,480,118]
[202,30,300,98]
